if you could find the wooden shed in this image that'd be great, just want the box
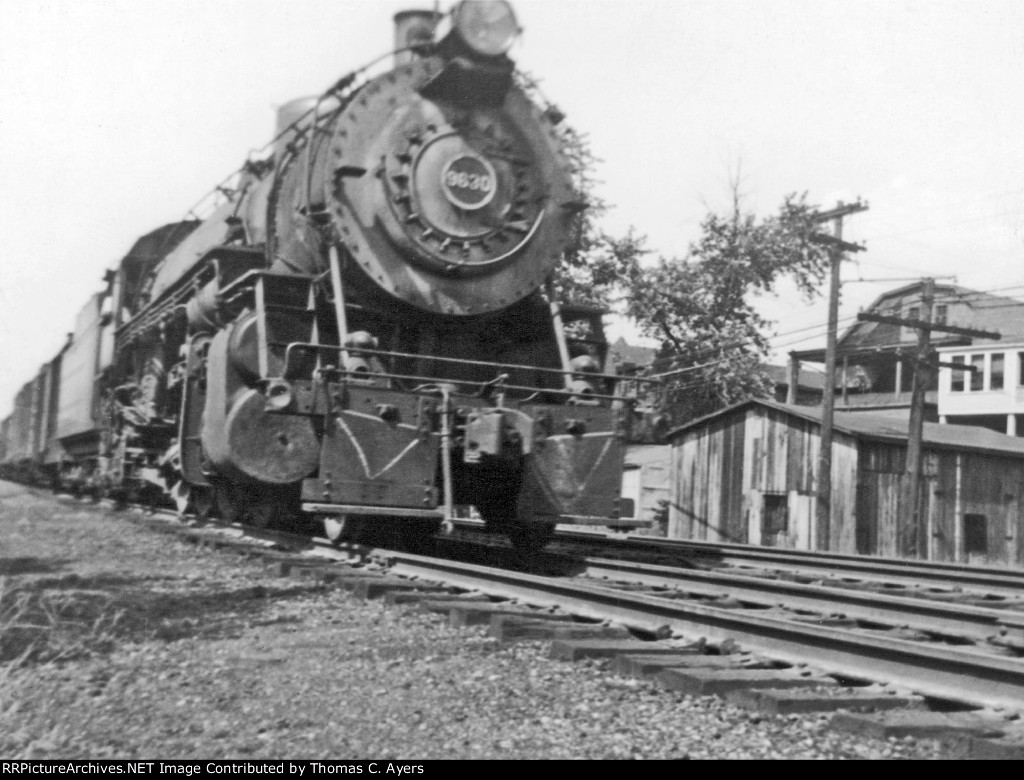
[666,399,1024,568]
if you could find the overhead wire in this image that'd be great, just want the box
[642,278,1024,381]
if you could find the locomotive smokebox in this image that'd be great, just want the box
[393,9,440,65]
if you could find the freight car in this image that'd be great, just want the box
[0,1,653,552]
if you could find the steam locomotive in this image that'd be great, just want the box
[0,1,651,552]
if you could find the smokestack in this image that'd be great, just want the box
[393,9,440,66]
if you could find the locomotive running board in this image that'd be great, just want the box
[302,503,443,519]
[301,502,651,530]
[556,515,651,529]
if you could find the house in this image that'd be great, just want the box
[605,337,657,375]
[666,398,1024,568]
[937,341,1024,436]
[788,283,1024,422]
[764,364,825,405]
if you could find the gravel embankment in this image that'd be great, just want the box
[0,482,951,759]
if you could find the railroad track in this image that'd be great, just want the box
[452,519,1024,607]
[549,525,1024,596]
[132,506,1024,718]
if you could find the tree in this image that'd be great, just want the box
[619,189,831,423]
[516,73,649,309]
[520,74,830,424]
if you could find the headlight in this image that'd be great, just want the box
[453,0,520,57]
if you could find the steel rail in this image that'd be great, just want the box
[542,526,1024,594]
[580,557,1024,637]
[134,507,1024,709]
[384,549,1024,709]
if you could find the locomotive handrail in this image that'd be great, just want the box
[284,341,663,384]
[176,45,425,225]
[280,341,663,386]
[278,345,654,404]
[336,369,639,405]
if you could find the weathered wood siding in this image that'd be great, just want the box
[671,402,1024,568]
[670,417,746,541]
[957,453,1023,567]
[831,437,859,553]
[854,444,1024,567]
[670,406,856,551]
[930,453,958,562]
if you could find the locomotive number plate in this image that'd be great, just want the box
[440,153,496,210]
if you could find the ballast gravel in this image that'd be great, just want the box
[0,483,953,759]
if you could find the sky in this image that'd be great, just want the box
[2,0,1024,417]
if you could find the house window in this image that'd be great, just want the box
[1018,352,1024,386]
[970,355,985,391]
[991,353,1005,391]
[934,304,948,325]
[762,494,788,535]
[951,355,965,392]
[964,514,988,556]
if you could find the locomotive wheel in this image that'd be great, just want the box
[244,493,298,531]
[172,481,190,516]
[506,521,556,557]
[321,515,366,545]
[192,487,215,520]
[244,503,271,529]
[213,483,243,523]
[171,481,212,518]
[397,519,443,552]
[477,501,555,557]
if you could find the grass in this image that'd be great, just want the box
[0,575,124,666]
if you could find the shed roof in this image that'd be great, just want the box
[668,398,1024,459]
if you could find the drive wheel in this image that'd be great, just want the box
[213,483,244,523]
[172,482,215,520]
[477,500,555,557]
[321,515,366,545]
[397,519,443,552]
[193,486,215,520]
[506,521,556,557]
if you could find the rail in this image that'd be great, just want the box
[384,549,1024,709]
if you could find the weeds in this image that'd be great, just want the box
[0,576,124,666]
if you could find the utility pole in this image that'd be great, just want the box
[904,277,934,559]
[811,200,868,551]
[857,294,1000,558]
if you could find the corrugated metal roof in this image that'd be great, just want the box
[668,398,1024,458]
